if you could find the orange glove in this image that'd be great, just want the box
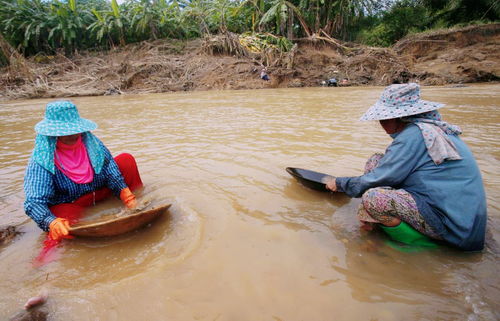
[120,187,137,209]
[48,218,71,241]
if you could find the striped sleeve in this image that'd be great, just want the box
[23,161,56,231]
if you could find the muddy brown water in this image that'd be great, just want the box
[0,85,499,320]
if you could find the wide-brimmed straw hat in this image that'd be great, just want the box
[360,83,444,121]
[35,101,97,136]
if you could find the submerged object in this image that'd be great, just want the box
[286,167,333,192]
[24,290,48,310]
[8,290,49,321]
[69,203,171,237]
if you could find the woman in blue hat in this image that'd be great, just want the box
[325,83,487,251]
[24,101,143,255]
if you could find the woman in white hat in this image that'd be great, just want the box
[326,83,487,251]
[24,101,143,258]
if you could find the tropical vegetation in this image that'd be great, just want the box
[0,0,498,62]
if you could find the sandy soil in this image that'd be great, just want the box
[0,24,498,101]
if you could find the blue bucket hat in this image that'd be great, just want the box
[35,100,97,136]
[360,83,444,121]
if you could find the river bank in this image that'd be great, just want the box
[0,23,499,101]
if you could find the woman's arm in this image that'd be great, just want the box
[335,128,425,198]
[23,161,57,231]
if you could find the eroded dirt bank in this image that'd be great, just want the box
[0,24,498,100]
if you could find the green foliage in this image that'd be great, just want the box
[422,0,499,25]
[363,0,427,46]
[357,0,499,46]
[87,5,126,47]
[358,23,392,47]
[0,0,497,57]
[46,0,93,53]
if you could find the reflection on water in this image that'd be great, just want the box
[0,85,498,320]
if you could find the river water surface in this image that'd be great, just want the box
[0,85,499,320]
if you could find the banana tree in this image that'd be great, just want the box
[45,0,89,53]
[330,0,375,39]
[207,0,233,33]
[87,0,127,47]
[158,0,182,38]
[241,0,265,32]
[182,0,213,36]
[128,0,163,40]
[0,0,51,54]
[260,0,310,38]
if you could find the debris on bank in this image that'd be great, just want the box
[0,24,498,100]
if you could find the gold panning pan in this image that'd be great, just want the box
[69,203,171,237]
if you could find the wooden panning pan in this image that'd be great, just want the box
[69,204,171,237]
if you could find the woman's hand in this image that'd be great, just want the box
[120,187,137,209]
[48,218,71,241]
[323,176,337,192]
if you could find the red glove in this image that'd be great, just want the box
[120,187,137,209]
[48,218,71,241]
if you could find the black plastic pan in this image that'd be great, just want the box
[286,167,333,192]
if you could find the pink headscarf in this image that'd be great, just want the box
[55,135,94,184]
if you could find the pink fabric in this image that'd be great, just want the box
[55,135,94,184]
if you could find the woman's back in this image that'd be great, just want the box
[397,124,487,250]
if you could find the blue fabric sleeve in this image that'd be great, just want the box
[99,142,127,196]
[335,132,422,198]
[23,161,57,231]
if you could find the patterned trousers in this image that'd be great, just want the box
[358,153,441,239]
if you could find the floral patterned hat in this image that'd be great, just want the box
[360,83,444,121]
[35,101,97,136]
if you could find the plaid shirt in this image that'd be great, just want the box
[24,142,127,231]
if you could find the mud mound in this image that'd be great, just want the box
[0,24,498,100]
[394,24,500,54]
[394,23,500,84]
[338,47,413,85]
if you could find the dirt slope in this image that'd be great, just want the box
[0,24,498,100]
[394,23,500,84]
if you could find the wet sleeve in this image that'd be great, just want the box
[100,144,127,196]
[335,134,422,198]
[23,162,56,231]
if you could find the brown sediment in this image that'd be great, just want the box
[8,309,48,321]
[0,24,498,101]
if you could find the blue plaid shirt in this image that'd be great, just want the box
[24,141,127,231]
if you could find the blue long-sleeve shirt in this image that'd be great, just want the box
[24,140,127,231]
[336,124,487,251]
